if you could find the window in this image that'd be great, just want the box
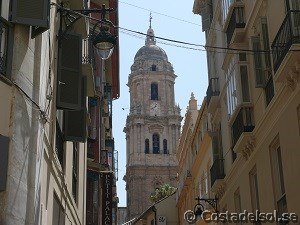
[270,137,287,224]
[52,195,65,225]
[226,56,251,117]
[222,0,236,22]
[153,133,160,154]
[249,166,261,225]
[234,188,242,225]
[151,83,158,100]
[145,139,149,154]
[72,142,79,203]
[151,64,157,71]
[252,18,274,105]
[163,139,168,154]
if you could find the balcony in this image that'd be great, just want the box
[206,77,220,112]
[210,158,225,188]
[226,7,246,46]
[231,106,255,149]
[0,17,10,77]
[271,10,300,79]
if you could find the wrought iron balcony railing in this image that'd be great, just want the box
[210,158,225,187]
[0,17,9,76]
[206,77,220,105]
[271,10,300,72]
[226,7,246,46]
[231,106,255,148]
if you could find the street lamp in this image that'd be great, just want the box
[57,3,117,60]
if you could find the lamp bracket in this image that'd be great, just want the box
[195,197,218,212]
[57,3,115,42]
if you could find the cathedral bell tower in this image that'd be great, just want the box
[124,22,182,220]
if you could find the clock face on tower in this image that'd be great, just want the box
[150,102,160,116]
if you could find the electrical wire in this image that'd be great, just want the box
[51,3,300,55]
[119,0,201,27]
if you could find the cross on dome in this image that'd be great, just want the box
[145,13,156,46]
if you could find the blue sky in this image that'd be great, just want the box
[113,0,208,207]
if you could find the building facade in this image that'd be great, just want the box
[0,0,119,225]
[124,26,182,220]
[176,96,217,225]
[188,0,300,223]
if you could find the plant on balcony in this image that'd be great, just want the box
[149,183,176,203]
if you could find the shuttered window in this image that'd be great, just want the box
[57,33,82,110]
[252,17,274,89]
[0,135,9,191]
[64,76,87,142]
[11,0,50,36]
[252,36,265,87]
[270,138,287,221]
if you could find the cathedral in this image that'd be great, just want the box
[124,23,182,220]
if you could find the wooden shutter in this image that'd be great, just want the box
[201,1,213,31]
[64,77,87,142]
[0,135,10,191]
[11,0,50,28]
[57,33,82,110]
[252,36,265,87]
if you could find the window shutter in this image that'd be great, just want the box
[0,135,10,191]
[57,33,82,110]
[11,0,50,29]
[252,36,265,87]
[201,1,213,31]
[64,76,87,142]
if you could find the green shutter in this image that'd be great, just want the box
[251,36,265,87]
[11,0,50,28]
[57,33,82,110]
[0,135,10,191]
[64,77,87,142]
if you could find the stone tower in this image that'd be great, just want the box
[124,25,182,220]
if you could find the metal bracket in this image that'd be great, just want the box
[56,3,115,42]
[195,197,219,212]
